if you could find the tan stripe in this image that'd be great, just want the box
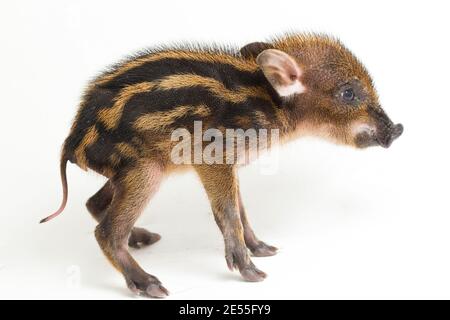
[96,51,259,86]
[98,74,272,131]
[157,74,273,104]
[74,126,99,170]
[109,153,121,167]
[115,142,140,159]
[192,104,211,117]
[97,82,155,130]
[254,110,269,127]
[101,167,115,179]
[134,104,209,131]
[234,116,253,128]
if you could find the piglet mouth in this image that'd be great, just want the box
[375,123,404,148]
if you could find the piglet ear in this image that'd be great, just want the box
[256,49,306,97]
[240,42,274,59]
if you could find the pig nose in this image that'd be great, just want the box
[379,123,403,148]
[391,123,403,140]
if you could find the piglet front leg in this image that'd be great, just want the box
[195,165,266,282]
[237,187,278,257]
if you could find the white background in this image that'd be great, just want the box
[1,0,449,299]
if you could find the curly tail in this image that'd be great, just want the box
[40,156,68,223]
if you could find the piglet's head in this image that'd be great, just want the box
[253,34,403,148]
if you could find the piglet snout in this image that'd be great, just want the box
[391,123,404,140]
[378,123,403,148]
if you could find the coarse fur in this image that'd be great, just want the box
[42,33,403,298]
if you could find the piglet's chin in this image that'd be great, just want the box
[354,131,380,148]
[352,123,377,148]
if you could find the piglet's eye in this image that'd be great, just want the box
[342,88,355,101]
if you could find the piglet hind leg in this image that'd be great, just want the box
[238,187,278,257]
[86,180,161,249]
[195,165,267,282]
[94,161,169,298]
